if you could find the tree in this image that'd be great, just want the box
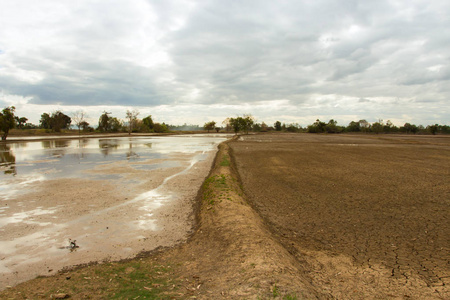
[204,121,216,133]
[142,115,154,132]
[427,124,438,135]
[252,123,262,132]
[80,121,90,131]
[274,121,282,131]
[98,111,112,132]
[229,117,245,134]
[222,118,232,132]
[71,110,88,135]
[307,119,326,133]
[286,123,301,133]
[109,117,123,132]
[126,109,140,135]
[153,123,168,133]
[359,119,370,133]
[0,106,16,140]
[325,119,339,133]
[242,115,254,134]
[371,120,384,134]
[40,113,52,129]
[261,122,268,132]
[402,123,418,134]
[346,121,360,132]
[50,111,71,132]
[228,115,254,135]
[14,116,28,129]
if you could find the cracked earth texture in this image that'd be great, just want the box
[230,133,449,299]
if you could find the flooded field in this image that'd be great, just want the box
[0,134,228,288]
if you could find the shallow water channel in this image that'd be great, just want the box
[0,134,228,288]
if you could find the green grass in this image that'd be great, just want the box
[220,154,231,166]
[106,262,177,299]
[202,174,230,206]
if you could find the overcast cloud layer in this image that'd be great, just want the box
[0,0,449,126]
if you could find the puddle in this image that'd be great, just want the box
[0,134,230,289]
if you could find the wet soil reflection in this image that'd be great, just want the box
[0,135,229,288]
[0,145,16,175]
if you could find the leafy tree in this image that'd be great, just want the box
[153,123,168,133]
[229,115,254,135]
[252,123,262,132]
[14,116,28,129]
[325,119,340,133]
[50,111,71,132]
[0,106,16,140]
[204,121,216,133]
[109,117,123,132]
[242,114,255,134]
[40,113,52,129]
[126,109,140,135]
[229,117,245,134]
[427,124,439,135]
[98,111,112,132]
[371,120,384,134]
[401,123,418,134]
[79,121,90,131]
[274,121,282,131]
[346,121,360,132]
[142,115,154,131]
[359,119,370,133]
[23,122,38,130]
[286,123,301,133]
[307,119,326,133]
[438,125,450,134]
[383,120,398,133]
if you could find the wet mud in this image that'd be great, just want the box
[0,135,227,289]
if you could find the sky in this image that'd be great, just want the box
[0,0,449,127]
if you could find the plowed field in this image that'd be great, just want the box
[230,134,449,299]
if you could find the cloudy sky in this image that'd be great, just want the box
[0,0,449,127]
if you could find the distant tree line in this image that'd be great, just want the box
[96,110,168,134]
[305,119,449,135]
[1,105,449,141]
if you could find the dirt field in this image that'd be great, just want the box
[230,134,449,299]
[1,133,449,299]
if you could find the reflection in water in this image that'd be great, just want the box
[41,140,71,149]
[126,142,139,160]
[0,145,16,175]
[99,139,120,156]
[0,135,230,178]
[42,140,71,157]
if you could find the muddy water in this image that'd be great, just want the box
[0,134,228,289]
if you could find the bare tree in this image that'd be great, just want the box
[126,109,140,135]
[71,110,88,136]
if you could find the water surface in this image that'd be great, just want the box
[0,134,228,288]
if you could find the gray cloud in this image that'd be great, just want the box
[0,0,449,125]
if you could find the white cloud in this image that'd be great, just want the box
[0,0,448,126]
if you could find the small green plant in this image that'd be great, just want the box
[283,294,298,300]
[272,284,279,297]
[220,155,230,166]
